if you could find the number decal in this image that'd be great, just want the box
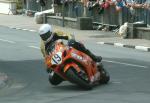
[51,52,62,65]
[52,54,61,63]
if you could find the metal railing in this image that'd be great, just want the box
[23,0,52,12]
[23,0,150,25]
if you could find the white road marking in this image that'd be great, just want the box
[22,28,28,31]
[135,46,150,51]
[97,42,104,44]
[28,46,40,49]
[10,27,37,32]
[0,38,16,44]
[29,29,37,32]
[114,43,124,47]
[103,60,148,69]
[15,28,21,30]
[10,84,25,89]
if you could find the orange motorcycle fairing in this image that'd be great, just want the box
[63,62,81,73]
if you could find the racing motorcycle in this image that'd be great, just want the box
[45,40,110,90]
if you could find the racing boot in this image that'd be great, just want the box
[86,50,102,62]
[92,56,102,62]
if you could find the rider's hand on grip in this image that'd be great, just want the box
[68,34,75,40]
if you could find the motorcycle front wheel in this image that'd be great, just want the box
[48,73,63,86]
[65,67,92,90]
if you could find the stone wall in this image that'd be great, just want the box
[47,16,93,30]
[127,23,150,40]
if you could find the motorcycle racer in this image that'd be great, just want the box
[39,24,102,85]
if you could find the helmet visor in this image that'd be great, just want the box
[40,31,51,41]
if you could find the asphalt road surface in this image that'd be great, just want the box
[0,26,150,103]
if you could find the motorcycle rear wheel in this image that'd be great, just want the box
[99,67,110,84]
[65,67,92,90]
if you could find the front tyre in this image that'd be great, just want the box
[48,72,63,86]
[65,68,92,90]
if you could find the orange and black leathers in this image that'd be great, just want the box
[40,31,69,58]
[45,33,69,55]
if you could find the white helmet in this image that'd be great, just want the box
[39,24,53,41]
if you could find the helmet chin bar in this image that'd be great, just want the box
[45,32,54,44]
[40,31,51,41]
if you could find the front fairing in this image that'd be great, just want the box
[45,41,66,69]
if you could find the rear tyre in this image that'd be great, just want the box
[98,64,110,84]
[65,68,92,90]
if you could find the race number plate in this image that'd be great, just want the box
[51,52,62,65]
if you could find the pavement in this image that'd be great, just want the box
[0,14,150,87]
